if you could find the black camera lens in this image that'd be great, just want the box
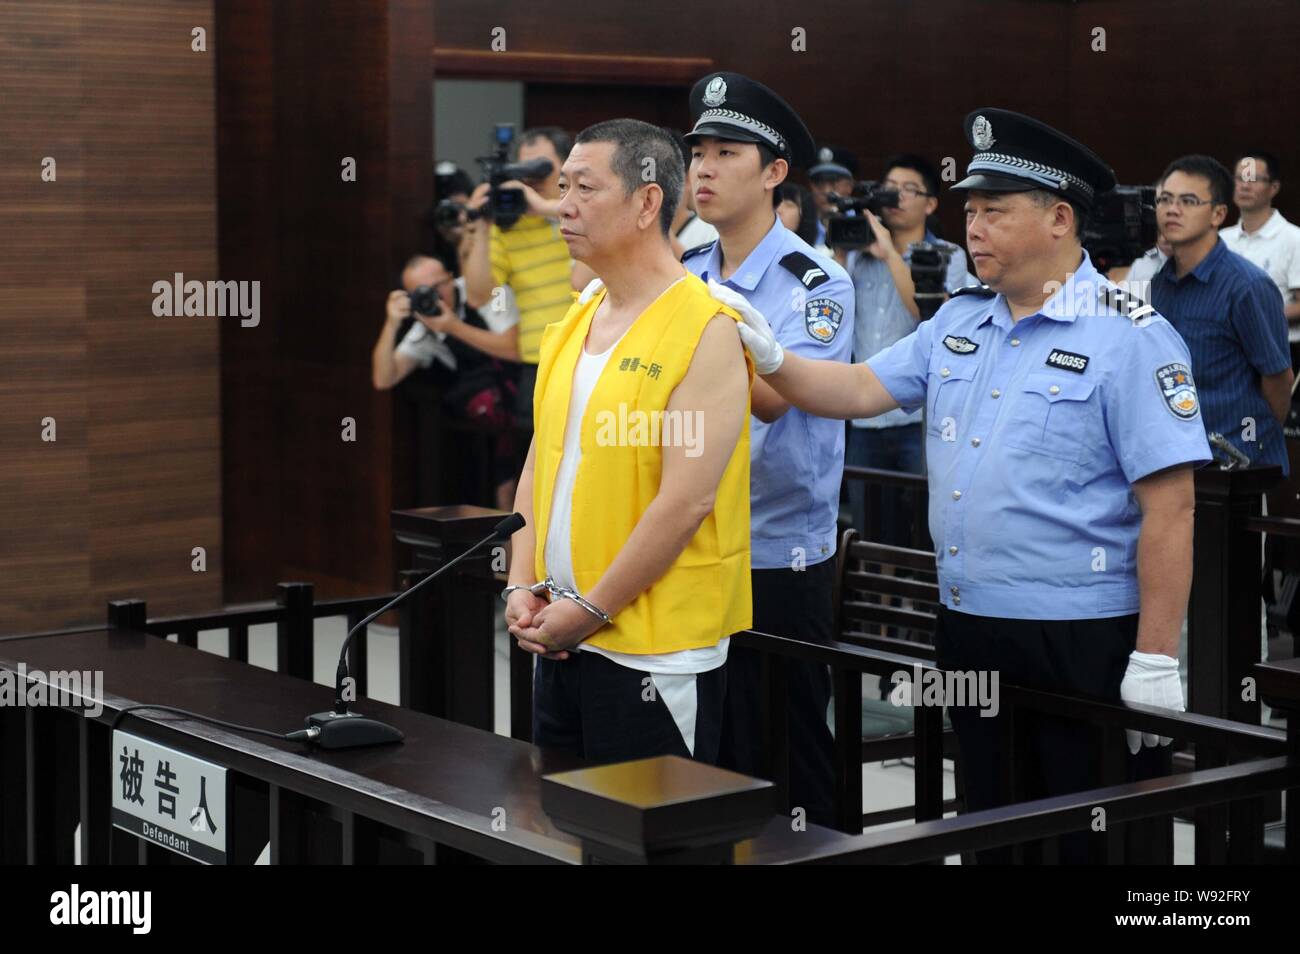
[408,286,442,317]
[433,199,464,229]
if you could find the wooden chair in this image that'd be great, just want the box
[833,528,964,825]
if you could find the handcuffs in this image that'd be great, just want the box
[501,577,612,626]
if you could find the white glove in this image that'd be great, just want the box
[577,277,604,304]
[1119,651,1184,754]
[707,277,784,375]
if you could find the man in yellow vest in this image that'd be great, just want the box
[503,119,754,764]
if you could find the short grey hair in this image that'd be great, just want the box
[573,119,683,236]
[1024,188,1087,240]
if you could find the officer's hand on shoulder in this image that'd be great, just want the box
[708,278,784,375]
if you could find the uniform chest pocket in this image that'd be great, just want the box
[1002,371,1099,463]
[926,359,978,434]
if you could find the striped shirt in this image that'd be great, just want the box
[1151,238,1291,474]
[490,214,573,364]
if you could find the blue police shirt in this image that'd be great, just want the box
[685,217,855,569]
[1150,238,1291,475]
[867,251,1213,619]
[847,235,975,429]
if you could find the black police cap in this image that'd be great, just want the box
[951,108,1117,210]
[809,144,859,181]
[685,72,817,169]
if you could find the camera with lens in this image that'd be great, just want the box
[1083,185,1156,272]
[826,181,902,249]
[907,240,954,320]
[433,199,468,231]
[407,285,442,318]
[441,123,555,231]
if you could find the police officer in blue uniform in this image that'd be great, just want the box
[681,72,856,827]
[716,108,1213,861]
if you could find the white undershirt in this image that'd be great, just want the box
[540,281,728,754]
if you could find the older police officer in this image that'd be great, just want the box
[683,73,855,827]
[715,108,1212,861]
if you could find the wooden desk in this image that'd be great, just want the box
[0,628,777,865]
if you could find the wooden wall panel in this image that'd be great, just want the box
[433,0,1299,241]
[1067,0,1300,225]
[218,0,433,603]
[0,0,220,635]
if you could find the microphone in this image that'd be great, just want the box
[302,512,526,749]
[1208,432,1251,471]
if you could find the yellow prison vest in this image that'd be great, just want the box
[532,272,754,655]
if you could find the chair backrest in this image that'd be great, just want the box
[834,527,939,654]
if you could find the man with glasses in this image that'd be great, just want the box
[839,154,974,542]
[1151,155,1292,474]
[1220,151,1300,349]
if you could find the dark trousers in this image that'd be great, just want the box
[719,559,837,827]
[515,361,538,428]
[532,650,726,765]
[934,606,1143,864]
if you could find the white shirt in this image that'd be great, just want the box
[1116,246,1168,304]
[1221,209,1300,340]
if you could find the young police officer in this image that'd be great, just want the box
[716,108,1213,861]
[681,73,855,827]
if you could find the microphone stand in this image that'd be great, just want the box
[303,513,523,749]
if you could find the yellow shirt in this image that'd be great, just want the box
[489,214,573,364]
[532,272,754,655]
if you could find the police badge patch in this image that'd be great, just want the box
[1155,362,1199,419]
[702,75,727,107]
[805,298,844,344]
[972,115,996,150]
[942,335,978,354]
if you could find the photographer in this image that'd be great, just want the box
[838,154,973,544]
[372,255,461,391]
[809,145,858,249]
[462,127,586,428]
[425,162,474,273]
[371,254,519,510]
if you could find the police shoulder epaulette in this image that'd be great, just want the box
[951,284,995,298]
[1099,284,1157,326]
[778,251,831,290]
[680,241,715,263]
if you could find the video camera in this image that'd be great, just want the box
[826,181,902,249]
[908,240,955,320]
[434,124,554,231]
[1083,185,1156,273]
